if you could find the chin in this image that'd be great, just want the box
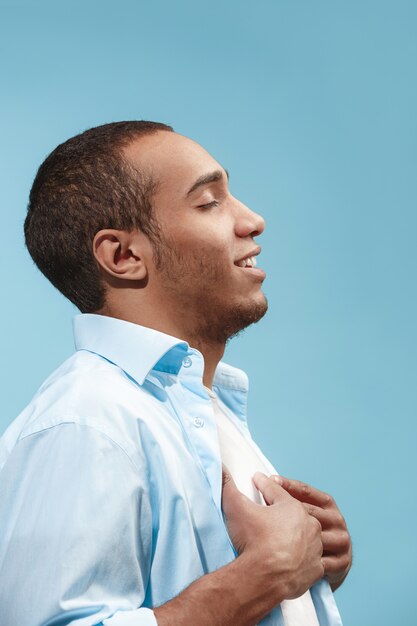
[220,294,269,343]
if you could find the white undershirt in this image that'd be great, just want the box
[207,388,320,626]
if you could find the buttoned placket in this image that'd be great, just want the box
[178,351,223,505]
[160,350,237,553]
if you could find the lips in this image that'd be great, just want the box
[234,246,261,268]
[235,256,257,268]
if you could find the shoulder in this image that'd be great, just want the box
[1,350,154,467]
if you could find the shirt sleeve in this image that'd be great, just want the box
[0,422,157,626]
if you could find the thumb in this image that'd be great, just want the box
[252,471,287,505]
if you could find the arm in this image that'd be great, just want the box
[264,474,353,592]
[0,428,322,626]
[154,552,282,626]
[0,423,155,626]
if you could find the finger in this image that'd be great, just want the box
[303,503,348,534]
[252,472,287,505]
[321,530,351,555]
[302,503,335,528]
[322,554,352,579]
[277,476,333,508]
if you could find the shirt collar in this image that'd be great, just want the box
[73,313,189,385]
[73,313,249,395]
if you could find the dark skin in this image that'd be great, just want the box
[253,472,352,591]
[155,470,352,625]
[155,469,326,626]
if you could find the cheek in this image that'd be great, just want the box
[196,245,231,272]
[159,222,233,275]
[185,244,231,286]
[179,234,229,262]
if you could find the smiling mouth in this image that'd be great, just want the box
[235,256,257,269]
[233,246,266,279]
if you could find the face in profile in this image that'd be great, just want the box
[124,131,268,343]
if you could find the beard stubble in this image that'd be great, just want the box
[153,237,268,344]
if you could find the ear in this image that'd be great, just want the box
[93,229,149,281]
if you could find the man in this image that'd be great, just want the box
[0,121,351,625]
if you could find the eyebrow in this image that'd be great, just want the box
[186,168,229,197]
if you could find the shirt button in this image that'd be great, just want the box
[193,417,204,428]
[182,356,192,368]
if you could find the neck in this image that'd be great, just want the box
[187,338,225,389]
[98,298,226,390]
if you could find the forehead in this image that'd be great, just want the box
[123,131,222,197]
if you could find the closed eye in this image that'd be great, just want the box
[198,200,219,209]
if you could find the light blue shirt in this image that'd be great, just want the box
[0,314,342,626]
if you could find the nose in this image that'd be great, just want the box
[234,199,265,238]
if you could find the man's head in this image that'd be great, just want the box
[25,121,173,313]
[25,121,267,344]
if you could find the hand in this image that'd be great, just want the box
[222,467,324,602]
[270,475,352,591]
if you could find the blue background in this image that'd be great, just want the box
[1,1,416,624]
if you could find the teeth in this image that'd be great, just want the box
[236,256,257,268]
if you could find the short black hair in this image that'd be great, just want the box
[24,120,173,312]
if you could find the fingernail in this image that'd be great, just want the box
[272,475,283,485]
